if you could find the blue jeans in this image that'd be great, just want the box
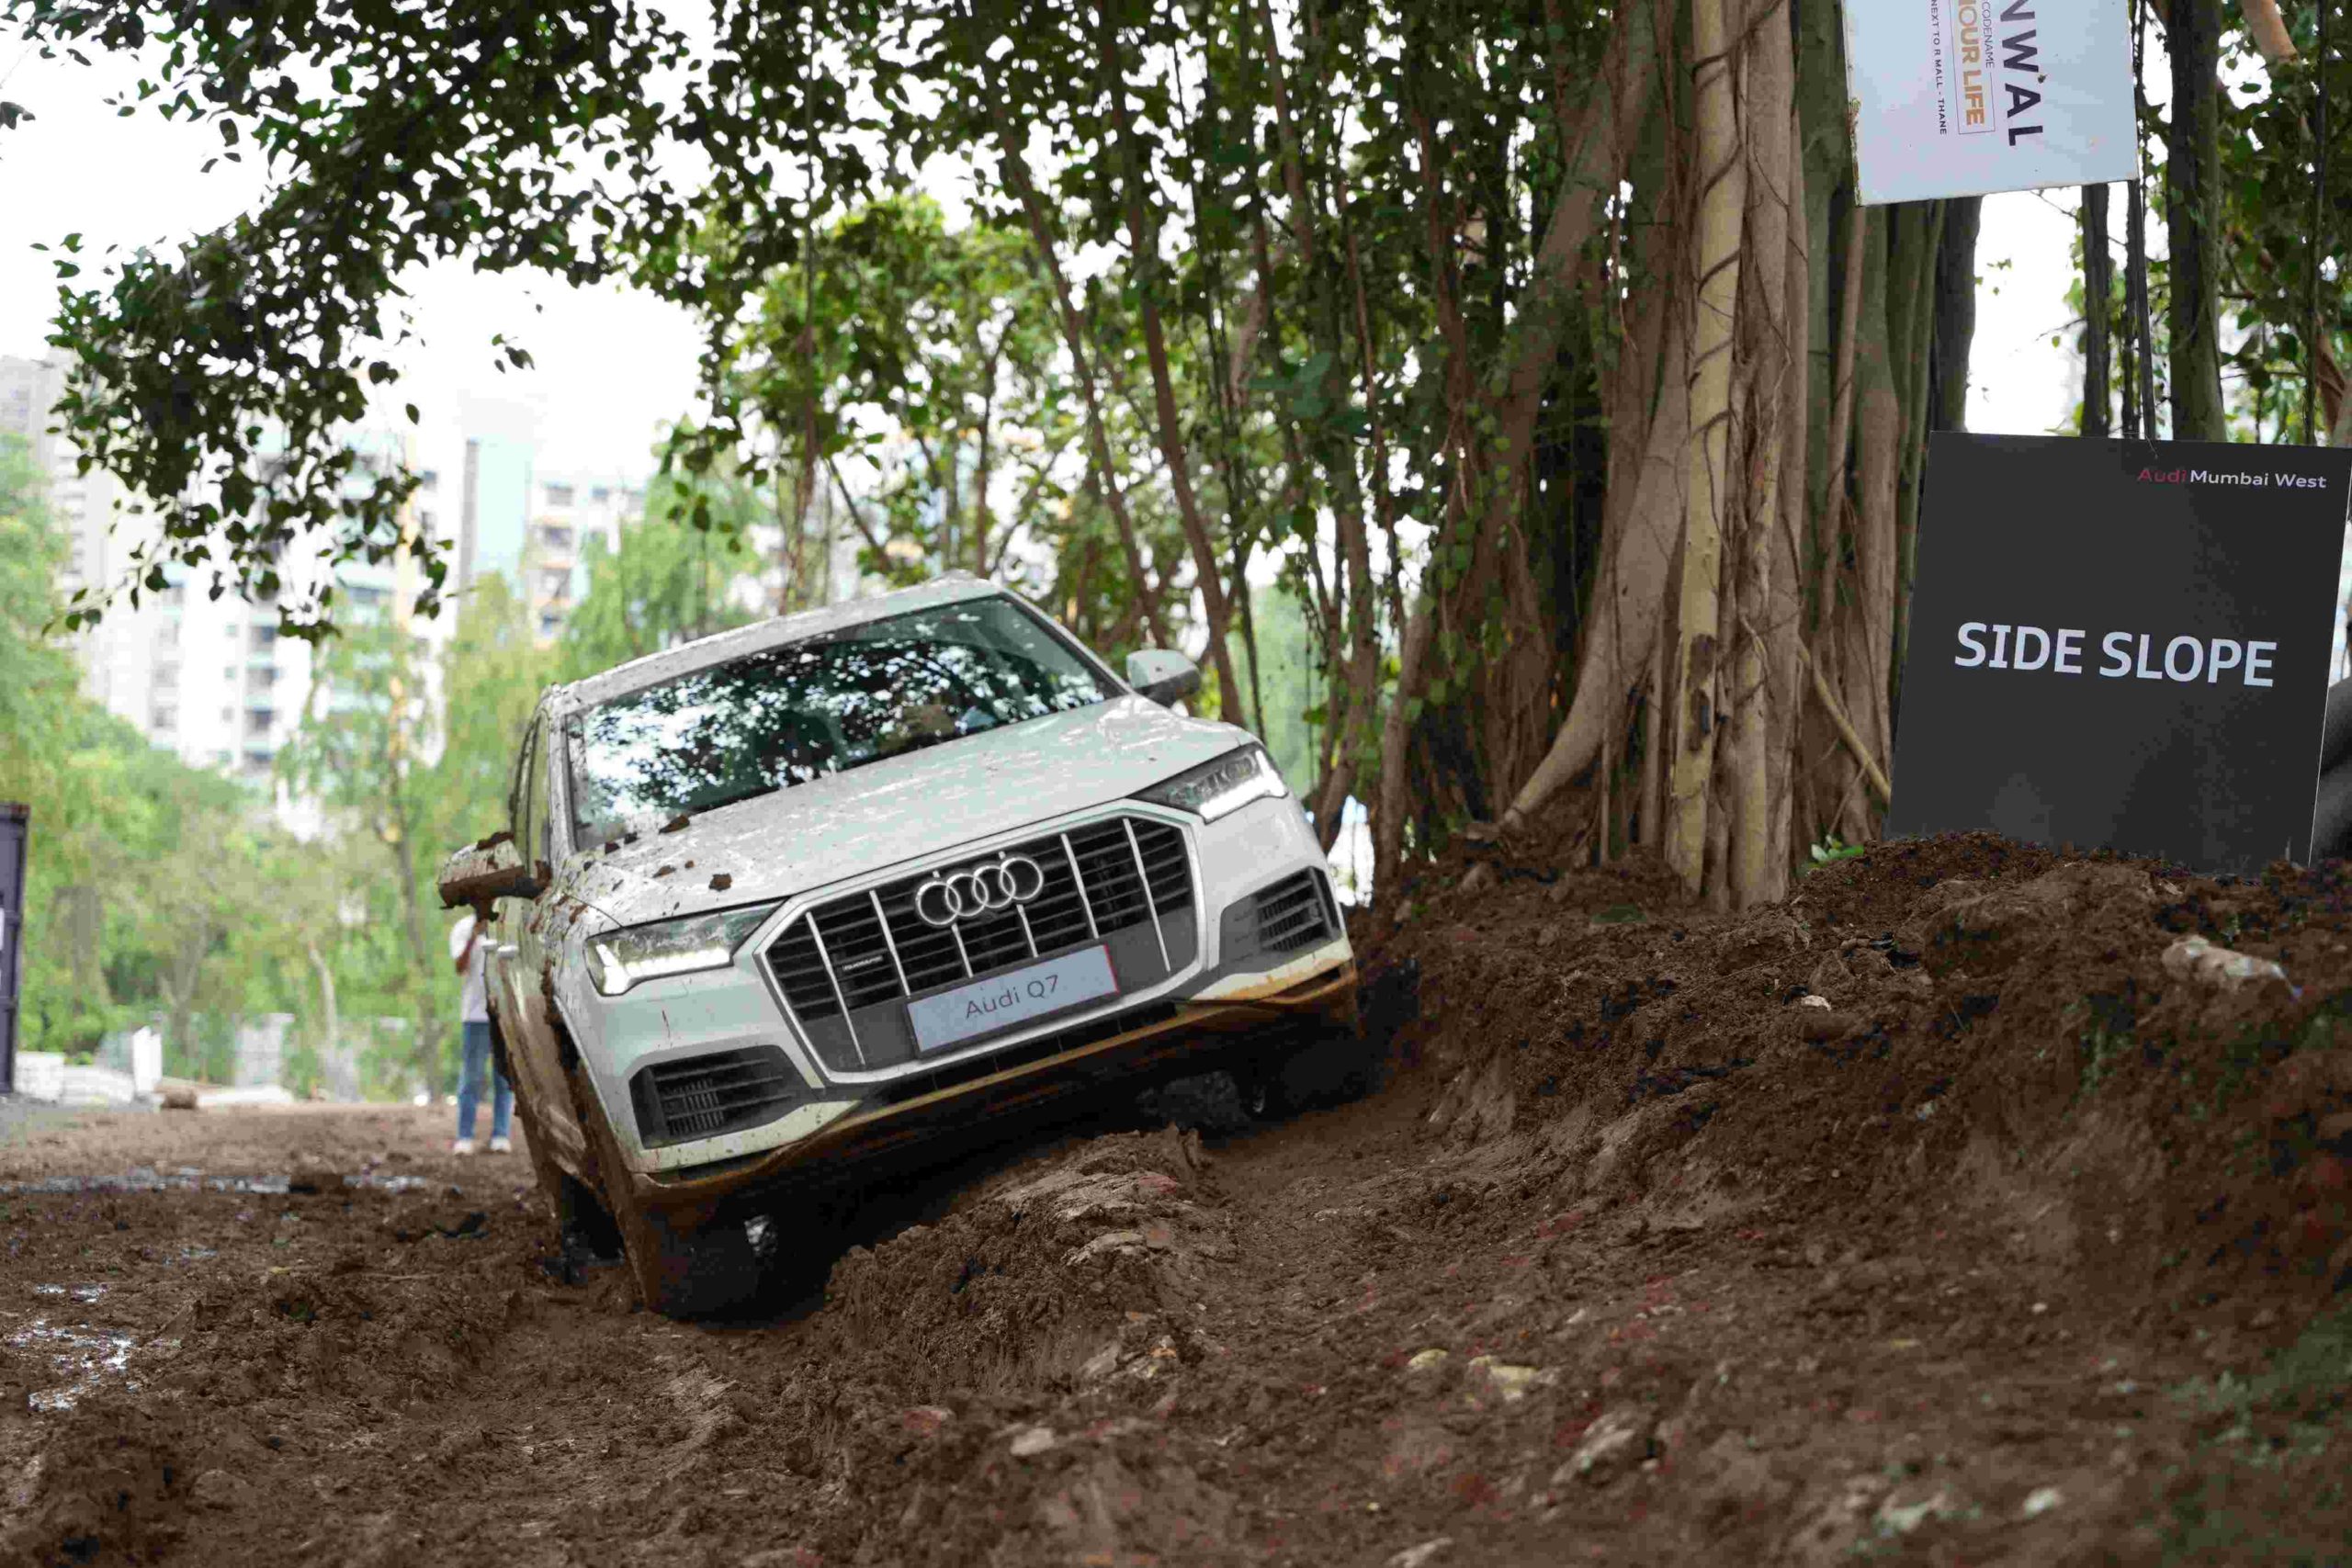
[457,1021,512,1142]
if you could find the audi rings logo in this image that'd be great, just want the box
[912,854,1047,928]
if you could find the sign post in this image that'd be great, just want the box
[1,805,26,1095]
[1890,434,2352,874]
[1846,0,2140,204]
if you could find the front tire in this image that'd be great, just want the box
[493,1014,623,1268]
[576,1071,763,1318]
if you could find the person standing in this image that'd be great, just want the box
[449,908,512,1156]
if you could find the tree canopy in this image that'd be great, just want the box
[6,0,2344,911]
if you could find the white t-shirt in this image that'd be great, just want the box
[449,912,490,1024]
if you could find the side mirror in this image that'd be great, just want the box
[1126,648,1202,708]
[436,831,545,911]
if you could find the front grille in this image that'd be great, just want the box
[630,1044,803,1147]
[763,814,1197,1076]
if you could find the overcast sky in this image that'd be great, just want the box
[0,32,2087,490]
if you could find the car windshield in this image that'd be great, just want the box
[565,596,1112,846]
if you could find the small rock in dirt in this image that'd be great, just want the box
[2020,1485,2064,1518]
[1009,1426,1057,1458]
[192,1468,254,1508]
[1388,1539,1453,1568]
[901,1406,954,1438]
[1553,1406,1654,1485]
[1465,1355,1552,1404]
[1405,1348,1449,1374]
[2161,935,2289,990]
[1874,1486,1959,1535]
[162,1084,199,1111]
[1794,994,1832,1010]
[1065,1228,1148,1265]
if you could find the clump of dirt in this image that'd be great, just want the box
[0,1398,195,1567]
[811,1128,1227,1392]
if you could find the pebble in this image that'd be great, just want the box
[1009,1426,1057,1458]
[2161,935,2289,990]
[1387,1539,1453,1568]
[1552,1406,1653,1485]
[1405,1348,1449,1373]
[1464,1355,1551,1403]
[2021,1485,2064,1518]
[900,1406,953,1438]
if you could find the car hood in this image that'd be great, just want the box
[563,696,1248,931]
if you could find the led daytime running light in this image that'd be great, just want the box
[586,903,777,996]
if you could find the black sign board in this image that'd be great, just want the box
[1,804,25,1093]
[1889,434,2352,874]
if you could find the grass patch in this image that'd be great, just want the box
[2160,1305,2352,1563]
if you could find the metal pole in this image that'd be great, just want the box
[0,804,28,1096]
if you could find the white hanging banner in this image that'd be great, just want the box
[1845,0,2140,205]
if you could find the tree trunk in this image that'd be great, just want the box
[2165,0,2228,441]
[990,117,1171,649]
[1099,14,1244,718]
[305,934,341,1067]
[1932,197,1982,433]
[1844,209,1901,838]
[1497,253,1691,837]
[1665,0,1747,894]
[1767,96,1810,887]
[2082,185,2112,435]
[1729,0,1795,910]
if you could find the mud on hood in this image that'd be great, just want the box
[565,696,1249,931]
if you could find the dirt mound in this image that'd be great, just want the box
[812,1128,1228,1392]
[1397,832,2352,1338]
[7,863,2352,1565]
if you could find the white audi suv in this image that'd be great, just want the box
[438,576,1359,1314]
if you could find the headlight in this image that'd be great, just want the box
[1136,744,1289,822]
[584,903,779,997]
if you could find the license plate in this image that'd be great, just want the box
[906,944,1119,1055]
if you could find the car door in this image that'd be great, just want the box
[493,709,590,1168]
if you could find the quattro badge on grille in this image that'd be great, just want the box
[912,854,1048,928]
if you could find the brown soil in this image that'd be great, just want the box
[6,832,2351,1566]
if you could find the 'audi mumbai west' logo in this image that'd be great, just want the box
[912,854,1047,928]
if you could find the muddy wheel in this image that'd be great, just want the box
[522,1098,623,1266]
[492,1011,622,1264]
[577,1079,763,1319]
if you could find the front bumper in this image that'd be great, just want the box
[622,958,1358,1221]
[565,793,1351,1179]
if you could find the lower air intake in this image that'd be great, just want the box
[631,1044,803,1148]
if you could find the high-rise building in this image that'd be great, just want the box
[5,355,442,828]
[2,355,127,684]
[523,472,645,642]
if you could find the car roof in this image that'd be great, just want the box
[547,575,1021,717]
